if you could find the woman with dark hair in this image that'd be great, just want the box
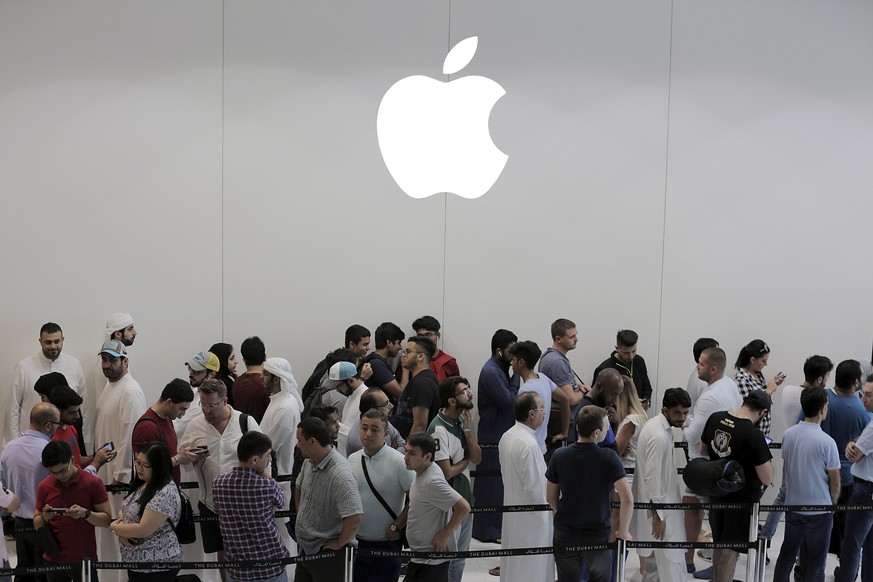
[210,342,238,406]
[734,339,786,437]
[110,442,182,582]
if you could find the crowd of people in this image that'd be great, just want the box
[0,314,872,582]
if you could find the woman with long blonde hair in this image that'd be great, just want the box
[615,375,649,478]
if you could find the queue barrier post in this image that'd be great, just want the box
[614,537,627,582]
[755,536,767,582]
[344,545,355,582]
[746,502,759,582]
[82,557,93,582]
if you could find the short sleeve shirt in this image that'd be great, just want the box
[119,482,182,570]
[780,422,840,515]
[407,463,463,565]
[428,412,473,503]
[545,442,626,535]
[364,353,397,390]
[295,448,363,555]
[392,369,440,438]
[702,411,772,501]
[539,348,577,389]
[36,470,109,564]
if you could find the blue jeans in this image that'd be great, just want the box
[836,479,873,582]
[553,529,612,582]
[447,512,472,582]
[761,486,785,540]
[773,512,833,582]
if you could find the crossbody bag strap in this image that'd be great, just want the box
[360,455,398,521]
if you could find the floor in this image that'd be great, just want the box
[2,518,857,581]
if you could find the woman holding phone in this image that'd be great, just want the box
[110,441,182,582]
[734,339,785,438]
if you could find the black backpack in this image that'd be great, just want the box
[301,383,338,419]
[682,457,745,498]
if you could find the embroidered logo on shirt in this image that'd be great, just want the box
[711,430,732,457]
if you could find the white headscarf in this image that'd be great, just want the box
[263,357,303,410]
[104,313,134,340]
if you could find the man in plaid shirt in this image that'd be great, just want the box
[213,432,289,582]
[294,417,363,582]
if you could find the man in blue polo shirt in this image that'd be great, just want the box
[836,376,873,582]
[546,405,633,582]
[774,387,840,582]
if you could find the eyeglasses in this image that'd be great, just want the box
[375,401,391,408]
[47,420,62,426]
[49,461,72,476]
[199,400,225,409]
[454,387,472,397]
[401,349,424,356]
[134,459,152,469]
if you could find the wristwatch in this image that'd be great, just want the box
[84,510,92,520]
[389,523,398,532]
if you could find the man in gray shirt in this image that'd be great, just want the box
[403,432,471,582]
[294,417,363,582]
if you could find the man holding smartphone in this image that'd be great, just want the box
[35,440,112,582]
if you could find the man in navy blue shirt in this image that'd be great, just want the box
[546,405,633,582]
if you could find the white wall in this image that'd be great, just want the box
[1,1,871,452]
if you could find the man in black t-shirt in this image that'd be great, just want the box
[363,322,406,401]
[592,329,653,406]
[701,390,774,582]
[391,336,440,438]
[546,405,633,582]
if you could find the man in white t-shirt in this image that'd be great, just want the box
[686,338,719,410]
[682,347,742,572]
[404,432,470,581]
[779,355,833,427]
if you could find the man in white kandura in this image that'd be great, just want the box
[498,391,554,582]
[93,339,147,582]
[633,388,692,582]
[261,356,303,562]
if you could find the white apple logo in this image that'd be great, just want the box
[377,36,508,200]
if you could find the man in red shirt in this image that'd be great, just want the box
[34,440,112,582]
[131,378,198,484]
[47,384,113,475]
[231,336,271,423]
[397,316,461,388]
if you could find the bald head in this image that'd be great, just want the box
[30,402,60,435]
[592,368,623,406]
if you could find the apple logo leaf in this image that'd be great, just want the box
[443,36,479,76]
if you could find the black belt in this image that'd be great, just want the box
[854,476,873,486]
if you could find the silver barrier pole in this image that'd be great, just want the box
[755,536,767,582]
[344,545,354,582]
[746,502,759,582]
[615,538,627,582]
[82,557,93,582]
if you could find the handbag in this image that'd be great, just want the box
[174,486,197,544]
[360,456,408,548]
